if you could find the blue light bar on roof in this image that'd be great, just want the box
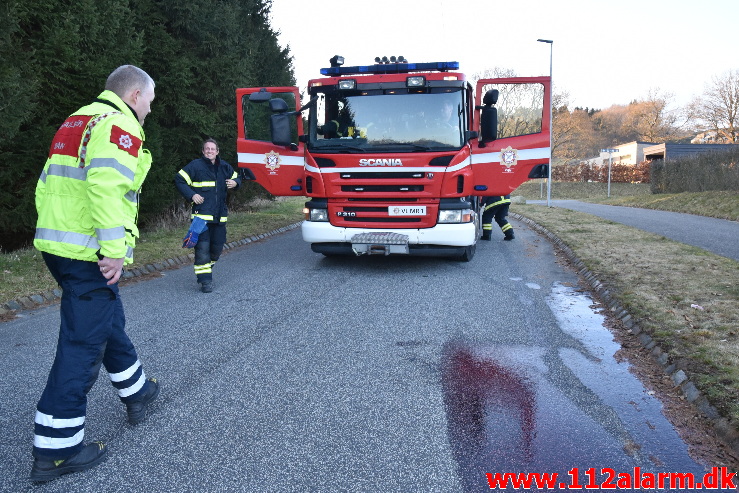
[320,61,460,76]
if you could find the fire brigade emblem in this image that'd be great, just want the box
[118,134,133,149]
[264,151,281,174]
[500,146,518,169]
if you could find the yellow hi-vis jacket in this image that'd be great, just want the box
[34,90,152,265]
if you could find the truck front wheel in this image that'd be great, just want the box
[458,243,476,262]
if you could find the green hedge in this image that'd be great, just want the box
[650,147,739,193]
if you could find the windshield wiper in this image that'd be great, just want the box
[370,143,456,152]
[310,144,366,153]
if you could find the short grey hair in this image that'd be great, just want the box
[105,65,155,98]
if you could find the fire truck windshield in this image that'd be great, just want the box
[309,89,465,152]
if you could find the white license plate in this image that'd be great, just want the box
[388,206,426,216]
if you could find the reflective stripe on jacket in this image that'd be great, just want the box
[483,195,511,211]
[34,90,152,264]
[174,156,241,223]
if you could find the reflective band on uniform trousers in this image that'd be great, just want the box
[34,429,85,450]
[35,411,85,429]
[117,373,146,398]
[108,360,142,382]
[194,263,212,274]
[34,411,86,449]
[108,360,146,398]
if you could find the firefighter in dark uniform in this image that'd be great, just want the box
[481,195,515,241]
[175,138,242,293]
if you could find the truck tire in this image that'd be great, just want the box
[459,243,476,262]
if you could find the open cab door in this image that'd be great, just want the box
[470,77,551,196]
[236,86,305,195]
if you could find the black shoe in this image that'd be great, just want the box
[504,231,515,241]
[30,441,107,482]
[481,232,491,241]
[126,377,160,425]
[201,281,213,293]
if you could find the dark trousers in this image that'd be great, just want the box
[194,222,227,283]
[482,201,513,235]
[34,253,147,459]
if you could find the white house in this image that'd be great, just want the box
[582,141,657,166]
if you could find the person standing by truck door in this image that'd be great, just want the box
[481,195,515,241]
[175,138,241,293]
[31,65,160,482]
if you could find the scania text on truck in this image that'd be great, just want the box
[235,55,551,261]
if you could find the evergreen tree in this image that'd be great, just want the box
[0,0,294,251]
[0,0,143,250]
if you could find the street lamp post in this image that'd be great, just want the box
[600,148,619,197]
[537,38,553,207]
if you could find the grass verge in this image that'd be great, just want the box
[516,182,739,424]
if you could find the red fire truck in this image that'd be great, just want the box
[236,55,550,261]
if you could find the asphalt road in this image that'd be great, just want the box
[529,200,739,261]
[0,223,723,492]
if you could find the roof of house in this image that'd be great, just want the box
[643,143,738,160]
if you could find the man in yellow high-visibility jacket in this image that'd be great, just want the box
[31,65,160,482]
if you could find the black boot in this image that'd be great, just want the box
[504,230,515,241]
[481,231,491,241]
[30,441,108,482]
[126,377,160,425]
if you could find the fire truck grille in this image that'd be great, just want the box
[339,172,425,179]
[341,185,424,192]
[348,198,418,202]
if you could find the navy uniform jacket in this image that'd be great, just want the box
[175,155,242,223]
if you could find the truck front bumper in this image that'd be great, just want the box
[302,221,476,256]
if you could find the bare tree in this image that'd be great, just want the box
[550,91,598,163]
[621,89,691,143]
[692,69,739,143]
[469,67,518,86]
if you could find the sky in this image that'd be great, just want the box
[268,0,738,111]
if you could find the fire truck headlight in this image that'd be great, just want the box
[305,207,329,222]
[438,209,474,224]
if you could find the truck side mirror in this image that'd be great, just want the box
[270,113,292,147]
[479,89,499,145]
[483,88,499,106]
[269,98,289,113]
[268,98,295,147]
[249,88,272,102]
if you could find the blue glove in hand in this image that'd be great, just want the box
[182,217,208,248]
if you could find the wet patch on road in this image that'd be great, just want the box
[440,283,710,492]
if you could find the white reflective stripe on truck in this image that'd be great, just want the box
[237,152,305,167]
[470,146,551,165]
